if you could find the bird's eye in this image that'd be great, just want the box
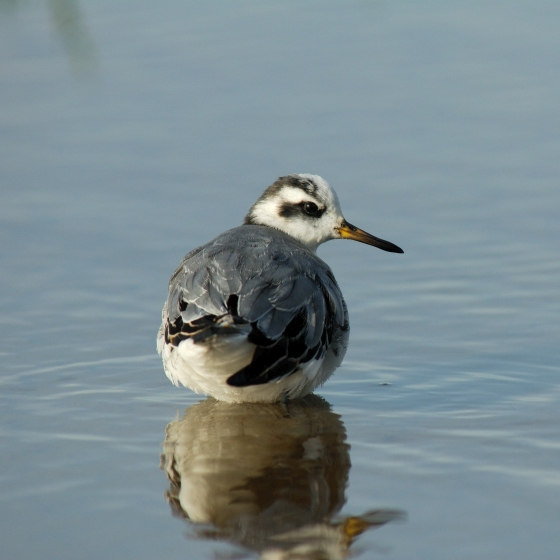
[303,201,320,216]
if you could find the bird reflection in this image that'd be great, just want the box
[160,395,404,559]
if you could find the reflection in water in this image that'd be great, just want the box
[48,0,97,77]
[161,395,404,559]
[0,0,97,78]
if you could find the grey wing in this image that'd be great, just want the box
[161,226,348,386]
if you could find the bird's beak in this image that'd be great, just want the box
[337,220,404,253]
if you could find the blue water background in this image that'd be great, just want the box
[1,1,559,558]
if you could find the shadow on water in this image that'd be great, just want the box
[160,394,405,559]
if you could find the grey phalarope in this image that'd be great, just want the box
[157,174,403,402]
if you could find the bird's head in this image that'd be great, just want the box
[244,173,403,254]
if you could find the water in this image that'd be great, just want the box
[1,1,559,558]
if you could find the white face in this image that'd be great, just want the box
[244,174,346,252]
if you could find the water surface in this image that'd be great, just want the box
[1,1,559,558]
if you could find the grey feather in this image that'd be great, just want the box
[164,225,349,367]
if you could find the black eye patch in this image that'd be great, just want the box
[278,201,325,219]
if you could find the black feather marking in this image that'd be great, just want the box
[227,294,239,317]
[278,201,325,220]
[247,324,275,347]
[278,202,301,220]
[226,306,315,387]
[227,339,294,386]
[161,224,349,387]
[278,175,318,198]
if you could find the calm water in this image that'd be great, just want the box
[1,1,560,558]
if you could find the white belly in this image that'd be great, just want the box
[158,328,348,403]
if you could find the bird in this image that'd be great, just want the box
[157,174,403,403]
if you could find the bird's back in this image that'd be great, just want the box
[158,224,349,398]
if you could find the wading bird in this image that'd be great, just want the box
[157,174,403,402]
